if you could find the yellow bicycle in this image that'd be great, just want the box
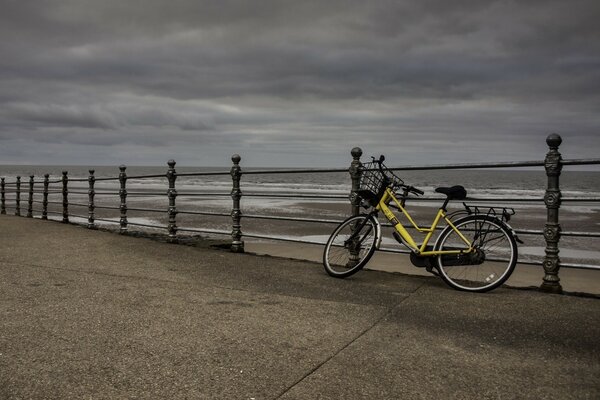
[323,156,520,292]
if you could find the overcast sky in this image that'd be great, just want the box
[1,0,599,167]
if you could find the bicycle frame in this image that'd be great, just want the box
[375,188,474,256]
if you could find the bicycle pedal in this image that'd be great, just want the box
[426,265,439,276]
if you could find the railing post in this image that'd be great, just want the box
[349,147,363,217]
[119,165,128,234]
[15,176,21,216]
[42,174,49,220]
[167,160,178,243]
[1,178,5,215]
[540,134,563,294]
[62,171,69,223]
[88,169,96,229]
[27,175,34,218]
[230,154,244,253]
[347,148,364,266]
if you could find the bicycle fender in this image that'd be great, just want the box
[371,215,383,250]
[502,220,525,244]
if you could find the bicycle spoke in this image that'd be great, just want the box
[323,215,378,277]
[436,216,517,292]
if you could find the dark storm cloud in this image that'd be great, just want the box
[0,0,599,166]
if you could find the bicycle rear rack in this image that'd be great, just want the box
[462,203,516,223]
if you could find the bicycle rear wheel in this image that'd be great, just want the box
[434,215,517,292]
[323,214,378,278]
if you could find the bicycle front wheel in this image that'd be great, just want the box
[323,214,378,278]
[434,215,517,292]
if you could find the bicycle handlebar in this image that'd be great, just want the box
[372,155,424,196]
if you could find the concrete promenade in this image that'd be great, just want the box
[1,216,599,399]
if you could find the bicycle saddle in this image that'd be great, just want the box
[435,185,467,200]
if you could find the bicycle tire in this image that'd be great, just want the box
[323,214,378,278]
[434,215,517,292]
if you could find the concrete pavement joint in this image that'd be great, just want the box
[274,282,425,399]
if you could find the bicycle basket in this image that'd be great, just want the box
[355,161,404,206]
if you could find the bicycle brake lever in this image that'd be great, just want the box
[405,185,424,196]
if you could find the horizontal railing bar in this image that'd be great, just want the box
[389,160,545,171]
[45,210,63,216]
[68,202,89,208]
[514,229,600,237]
[176,192,231,197]
[68,213,89,219]
[387,158,597,172]
[3,158,594,183]
[126,207,165,213]
[177,210,231,217]
[243,214,343,224]
[46,201,62,205]
[177,227,231,235]
[243,232,325,245]
[173,192,596,203]
[94,177,120,181]
[126,174,167,179]
[125,192,167,196]
[514,229,543,235]
[177,191,231,197]
[1,192,595,204]
[244,193,348,199]
[125,221,168,229]
[560,262,600,270]
[415,197,545,203]
[562,158,600,166]
[93,192,120,196]
[93,205,120,210]
[93,217,120,224]
[176,171,238,177]
[562,231,600,238]
[239,168,349,175]
[562,197,600,202]
[185,158,597,178]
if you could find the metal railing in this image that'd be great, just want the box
[1,134,599,294]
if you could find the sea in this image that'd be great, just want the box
[1,165,599,267]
